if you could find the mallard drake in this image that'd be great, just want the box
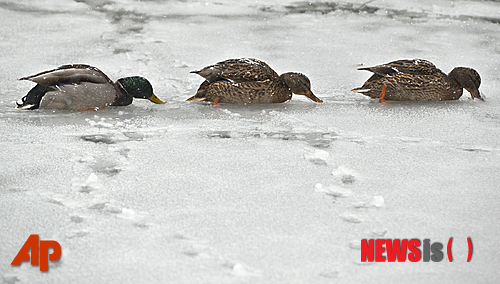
[186,58,322,105]
[351,59,483,103]
[17,64,165,110]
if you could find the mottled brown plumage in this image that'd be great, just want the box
[352,59,483,102]
[187,58,322,104]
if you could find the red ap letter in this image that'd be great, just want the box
[11,235,40,266]
[40,240,62,271]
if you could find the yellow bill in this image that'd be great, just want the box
[149,93,165,104]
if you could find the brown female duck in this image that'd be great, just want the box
[351,59,483,103]
[186,58,322,105]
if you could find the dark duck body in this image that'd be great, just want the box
[351,59,483,103]
[17,64,165,110]
[187,58,322,104]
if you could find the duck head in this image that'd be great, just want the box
[281,72,323,103]
[117,76,165,104]
[449,67,483,101]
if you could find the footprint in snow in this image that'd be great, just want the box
[349,240,362,250]
[369,228,388,238]
[340,213,362,223]
[223,262,263,278]
[69,215,85,223]
[65,230,90,239]
[175,233,260,276]
[80,134,116,144]
[315,183,352,198]
[332,165,360,184]
[304,149,329,165]
[351,196,385,209]
[2,274,20,284]
[319,270,339,279]
[88,202,122,214]
[80,131,145,145]
[74,173,102,193]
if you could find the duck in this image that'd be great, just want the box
[186,58,322,105]
[351,59,483,103]
[16,64,165,110]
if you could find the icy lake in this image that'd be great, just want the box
[1,0,500,283]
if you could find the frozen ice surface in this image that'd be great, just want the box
[1,0,500,283]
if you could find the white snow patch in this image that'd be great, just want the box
[229,262,263,277]
[371,196,385,207]
[304,149,329,165]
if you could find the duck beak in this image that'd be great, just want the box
[304,90,323,103]
[16,104,35,109]
[148,93,165,104]
[471,90,484,101]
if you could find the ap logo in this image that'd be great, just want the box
[11,235,61,271]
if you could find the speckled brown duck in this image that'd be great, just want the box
[186,58,323,105]
[351,59,483,103]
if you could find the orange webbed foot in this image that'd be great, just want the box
[377,85,391,104]
[211,97,221,106]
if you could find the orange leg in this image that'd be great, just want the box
[377,85,391,104]
[211,96,221,106]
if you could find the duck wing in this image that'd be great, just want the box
[19,64,113,86]
[358,59,444,77]
[191,58,279,83]
[38,82,118,110]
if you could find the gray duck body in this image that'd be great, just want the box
[17,64,164,110]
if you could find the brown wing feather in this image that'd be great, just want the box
[191,58,279,83]
[358,59,445,77]
[19,64,114,86]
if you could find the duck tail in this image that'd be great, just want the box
[351,87,371,93]
[186,95,207,102]
[186,80,210,102]
[358,65,397,77]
